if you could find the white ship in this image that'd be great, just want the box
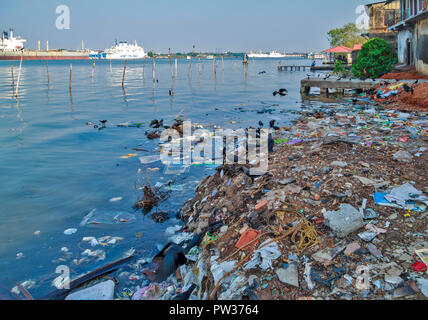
[104,41,146,60]
[247,50,286,58]
[1,29,26,51]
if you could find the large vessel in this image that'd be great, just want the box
[247,50,287,58]
[0,29,89,60]
[103,41,147,60]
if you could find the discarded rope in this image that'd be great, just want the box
[291,219,319,253]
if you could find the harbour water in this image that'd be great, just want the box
[0,58,324,298]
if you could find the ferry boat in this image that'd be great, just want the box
[104,41,147,60]
[247,50,287,58]
[0,28,89,60]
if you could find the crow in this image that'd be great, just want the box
[403,84,413,94]
[170,284,197,300]
[269,120,280,130]
[143,223,223,282]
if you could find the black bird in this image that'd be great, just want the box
[269,120,280,130]
[273,91,279,96]
[150,119,164,129]
[414,80,419,84]
[170,284,197,300]
[258,71,266,75]
[278,88,288,94]
[268,133,274,153]
[100,120,107,125]
[143,223,223,282]
[258,121,264,127]
[403,84,414,95]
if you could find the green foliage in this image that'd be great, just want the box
[147,51,154,57]
[333,60,346,75]
[352,38,397,79]
[327,23,367,49]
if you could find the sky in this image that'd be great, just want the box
[1,0,372,53]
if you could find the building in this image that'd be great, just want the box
[364,1,400,49]
[388,0,428,75]
[323,45,363,65]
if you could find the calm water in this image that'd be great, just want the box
[0,57,322,298]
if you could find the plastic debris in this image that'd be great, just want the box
[65,280,115,300]
[244,240,281,270]
[80,209,136,226]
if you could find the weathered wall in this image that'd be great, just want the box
[415,16,428,74]
[397,29,414,64]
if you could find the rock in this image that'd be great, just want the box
[65,280,115,300]
[331,161,347,168]
[393,150,413,162]
[344,241,361,256]
[312,244,345,263]
[323,204,364,238]
[393,282,419,298]
[358,231,378,242]
[385,275,404,287]
[276,262,299,287]
[278,178,297,185]
[367,244,382,259]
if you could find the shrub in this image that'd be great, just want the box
[352,38,397,79]
[333,60,346,75]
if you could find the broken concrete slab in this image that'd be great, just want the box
[323,204,364,238]
[276,262,299,287]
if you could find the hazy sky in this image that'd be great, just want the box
[1,0,371,52]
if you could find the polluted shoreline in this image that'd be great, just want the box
[34,81,428,301]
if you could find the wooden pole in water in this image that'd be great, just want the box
[69,62,72,91]
[92,60,95,79]
[152,54,155,84]
[169,48,174,78]
[109,58,112,74]
[46,61,50,84]
[122,59,127,88]
[142,57,145,78]
[15,54,23,98]
[175,58,178,75]
[221,56,224,71]
[11,64,14,91]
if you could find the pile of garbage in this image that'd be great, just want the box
[366,81,428,112]
[26,102,427,301]
[162,103,428,300]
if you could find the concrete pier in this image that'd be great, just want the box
[300,77,382,94]
[278,65,312,71]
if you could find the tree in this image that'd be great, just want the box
[327,23,367,49]
[352,38,397,79]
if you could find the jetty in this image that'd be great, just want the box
[278,65,352,72]
[300,77,382,94]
